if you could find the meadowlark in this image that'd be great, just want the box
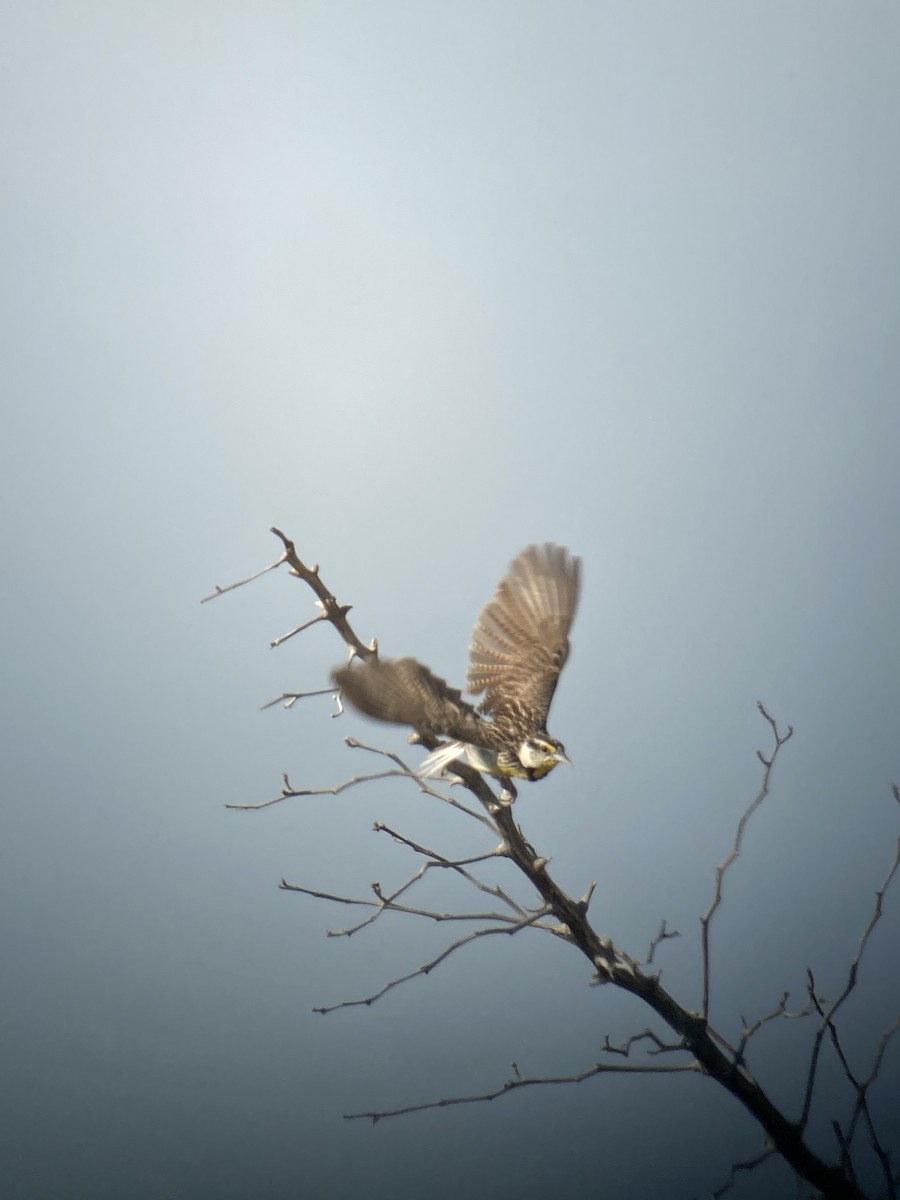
[332,543,581,796]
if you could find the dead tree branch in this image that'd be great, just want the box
[344,1058,701,1124]
[205,534,899,1200]
[711,1144,777,1199]
[700,701,794,1020]
[602,1029,688,1057]
[259,688,342,714]
[800,838,900,1133]
[644,918,681,966]
[312,907,552,1015]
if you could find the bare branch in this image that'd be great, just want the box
[268,527,372,659]
[735,992,816,1063]
[800,835,900,1133]
[313,909,551,1015]
[830,1120,861,1191]
[861,1014,900,1093]
[280,828,527,939]
[712,1144,776,1200]
[602,1029,688,1057]
[259,688,342,714]
[210,535,891,1200]
[644,919,681,966]
[845,1014,900,1199]
[226,739,500,821]
[344,1057,701,1123]
[344,737,501,831]
[200,551,288,603]
[278,878,532,934]
[270,609,329,648]
[225,767,416,810]
[372,822,523,917]
[805,978,898,1197]
[701,702,794,1018]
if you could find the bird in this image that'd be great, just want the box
[332,543,581,797]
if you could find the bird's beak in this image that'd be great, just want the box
[554,751,573,767]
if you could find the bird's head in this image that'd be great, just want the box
[518,734,572,778]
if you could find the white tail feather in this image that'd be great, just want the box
[417,740,468,779]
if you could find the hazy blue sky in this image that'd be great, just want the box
[2,3,899,1198]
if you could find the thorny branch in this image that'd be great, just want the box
[206,532,899,1200]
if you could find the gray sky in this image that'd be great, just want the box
[2,3,899,1198]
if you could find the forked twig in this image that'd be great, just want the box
[313,908,552,1014]
[344,737,499,830]
[735,992,816,1063]
[279,880,530,932]
[645,918,681,966]
[371,823,522,916]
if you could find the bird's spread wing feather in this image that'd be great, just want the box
[467,543,581,728]
[332,657,485,743]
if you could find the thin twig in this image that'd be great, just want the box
[280,835,524,939]
[259,688,342,713]
[344,737,501,830]
[645,919,681,966]
[806,975,898,1196]
[712,1144,776,1199]
[225,768,415,810]
[830,1120,860,1190]
[270,610,329,647]
[735,992,816,1063]
[344,1058,701,1123]
[701,702,794,1019]
[278,879,536,932]
[844,1014,900,1200]
[313,909,551,1015]
[800,836,900,1133]
[200,552,288,603]
[602,1029,687,1057]
[372,823,522,916]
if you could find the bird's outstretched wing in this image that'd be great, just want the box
[467,543,581,729]
[332,656,485,743]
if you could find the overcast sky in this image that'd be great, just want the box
[2,3,899,1198]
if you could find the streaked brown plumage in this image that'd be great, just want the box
[333,544,581,785]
